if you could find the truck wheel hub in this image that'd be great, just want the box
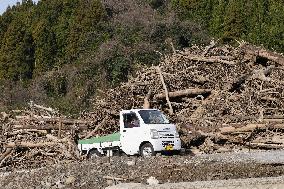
[142,147,152,156]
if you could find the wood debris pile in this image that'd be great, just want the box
[87,41,284,151]
[0,102,94,169]
[0,42,283,169]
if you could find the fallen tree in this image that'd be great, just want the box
[240,43,284,66]
[155,88,212,99]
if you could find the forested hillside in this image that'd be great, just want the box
[173,0,284,51]
[0,0,283,114]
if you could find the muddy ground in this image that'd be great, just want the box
[0,150,284,189]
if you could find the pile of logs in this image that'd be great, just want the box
[0,41,283,168]
[86,41,284,151]
[190,122,284,154]
[87,42,283,127]
[0,102,95,169]
[220,123,284,148]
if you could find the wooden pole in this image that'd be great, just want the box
[143,90,152,109]
[156,67,173,115]
[155,88,211,99]
[58,121,62,138]
[83,116,108,139]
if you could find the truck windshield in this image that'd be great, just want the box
[138,110,170,124]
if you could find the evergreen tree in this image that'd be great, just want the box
[32,18,57,74]
[223,0,246,41]
[53,0,79,65]
[65,0,105,63]
[0,17,34,81]
[0,7,14,46]
[263,0,284,51]
[209,0,227,38]
[245,0,269,45]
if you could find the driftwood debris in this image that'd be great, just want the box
[196,123,284,151]
[0,148,13,167]
[155,88,211,99]
[143,90,152,109]
[5,141,58,148]
[156,66,173,114]
[181,54,236,65]
[87,42,284,154]
[83,116,109,139]
[240,43,284,66]
[247,143,284,149]
[1,42,284,168]
[229,65,275,92]
[220,124,284,134]
[0,103,93,168]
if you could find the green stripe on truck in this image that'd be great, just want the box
[78,132,121,144]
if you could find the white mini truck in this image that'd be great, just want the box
[78,109,181,157]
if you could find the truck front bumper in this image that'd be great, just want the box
[152,138,181,152]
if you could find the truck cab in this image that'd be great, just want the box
[120,109,181,156]
[78,109,181,157]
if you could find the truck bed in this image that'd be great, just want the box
[78,132,121,144]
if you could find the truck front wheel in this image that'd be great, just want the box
[140,143,156,157]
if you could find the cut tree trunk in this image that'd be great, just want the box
[5,141,58,148]
[12,124,88,130]
[143,90,152,109]
[246,142,284,149]
[240,44,284,66]
[179,53,236,65]
[220,124,284,134]
[14,117,93,125]
[83,116,109,139]
[155,88,211,99]
[156,67,173,114]
[229,65,274,92]
[0,148,13,166]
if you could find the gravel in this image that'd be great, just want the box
[191,149,284,164]
[106,176,284,189]
[0,150,284,189]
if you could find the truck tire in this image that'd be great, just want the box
[140,143,156,157]
[87,149,102,159]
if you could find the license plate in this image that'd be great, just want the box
[165,145,173,151]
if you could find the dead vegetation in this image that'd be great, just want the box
[1,41,284,169]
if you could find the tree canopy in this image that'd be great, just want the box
[172,0,284,50]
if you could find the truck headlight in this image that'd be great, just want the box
[150,129,159,139]
[175,131,179,138]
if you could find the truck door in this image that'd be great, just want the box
[120,111,141,155]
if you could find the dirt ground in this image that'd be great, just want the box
[107,176,284,189]
[0,150,284,189]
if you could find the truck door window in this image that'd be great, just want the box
[123,113,140,128]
